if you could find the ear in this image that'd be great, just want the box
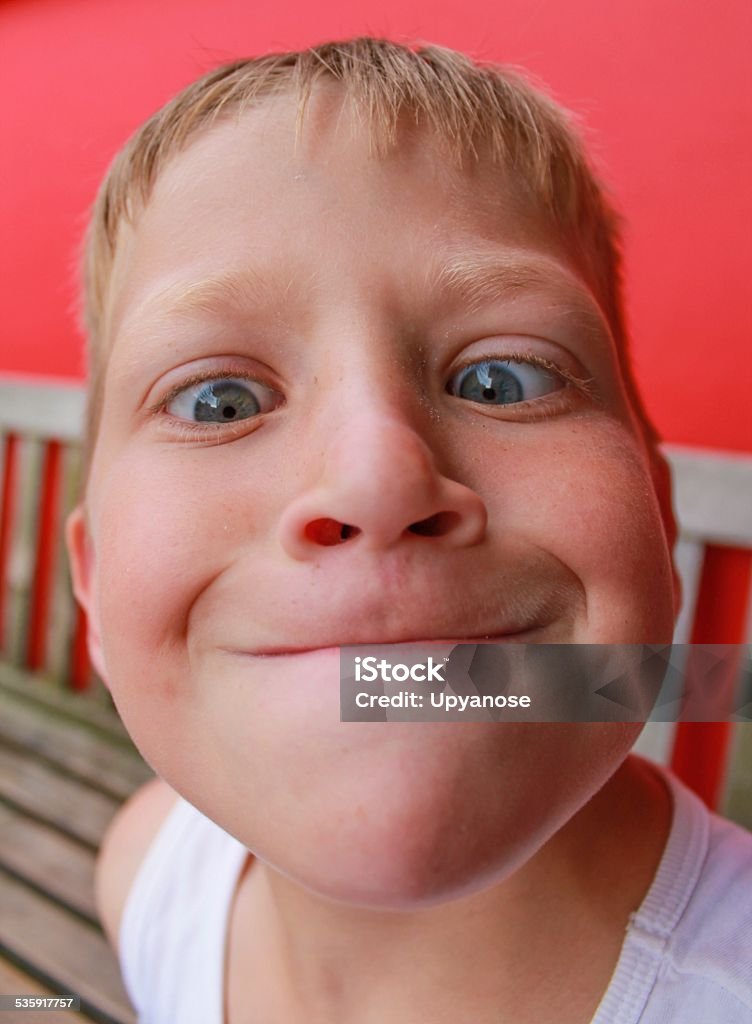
[65,504,109,685]
[648,448,683,624]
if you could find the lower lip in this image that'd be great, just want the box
[234,634,534,659]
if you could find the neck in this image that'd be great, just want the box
[228,755,671,1024]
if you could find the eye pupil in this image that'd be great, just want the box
[223,406,236,419]
[482,387,496,400]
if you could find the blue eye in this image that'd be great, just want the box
[449,359,564,406]
[167,377,279,424]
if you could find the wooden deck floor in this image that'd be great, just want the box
[0,666,153,1023]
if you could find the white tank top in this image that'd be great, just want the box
[118,764,752,1024]
[119,797,247,1024]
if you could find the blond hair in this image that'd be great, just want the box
[79,36,662,483]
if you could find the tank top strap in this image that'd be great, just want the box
[119,795,249,1024]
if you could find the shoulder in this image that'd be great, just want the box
[95,776,181,955]
[683,810,752,925]
[666,811,752,1007]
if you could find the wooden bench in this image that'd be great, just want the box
[0,668,152,1022]
[0,380,152,1022]
[0,377,750,1019]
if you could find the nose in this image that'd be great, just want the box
[278,412,488,560]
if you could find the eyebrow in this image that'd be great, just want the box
[112,265,304,339]
[427,249,606,326]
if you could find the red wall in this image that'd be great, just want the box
[0,0,750,452]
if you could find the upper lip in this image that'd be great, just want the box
[229,627,539,657]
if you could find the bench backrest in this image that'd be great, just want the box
[0,379,85,689]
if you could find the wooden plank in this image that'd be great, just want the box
[5,438,45,668]
[0,666,131,743]
[663,443,752,547]
[632,724,675,765]
[0,687,153,802]
[0,803,97,922]
[0,956,93,1023]
[0,432,9,657]
[0,745,120,850]
[46,443,83,687]
[0,871,136,1024]
[82,671,120,711]
[672,537,705,645]
[0,381,84,443]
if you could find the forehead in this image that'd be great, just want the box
[105,88,607,353]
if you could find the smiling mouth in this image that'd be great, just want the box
[226,628,541,658]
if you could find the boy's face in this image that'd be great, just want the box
[68,88,677,908]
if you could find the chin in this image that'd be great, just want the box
[272,827,523,912]
[242,729,594,913]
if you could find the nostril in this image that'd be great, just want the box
[305,518,361,546]
[408,511,462,537]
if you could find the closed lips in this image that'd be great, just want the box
[227,629,538,657]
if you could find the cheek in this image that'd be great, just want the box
[478,416,675,641]
[541,432,661,571]
[566,435,675,639]
[90,449,267,710]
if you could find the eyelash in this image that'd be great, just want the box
[148,352,596,441]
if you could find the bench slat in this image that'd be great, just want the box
[0,956,93,1023]
[0,687,153,802]
[5,438,45,667]
[664,444,752,547]
[0,744,119,850]
[0,381,85,443]
[46,443,82,685]
[672,538,705,645]
[0,666,131,741]
[0,871,135,1024]
[0,803,97,922]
